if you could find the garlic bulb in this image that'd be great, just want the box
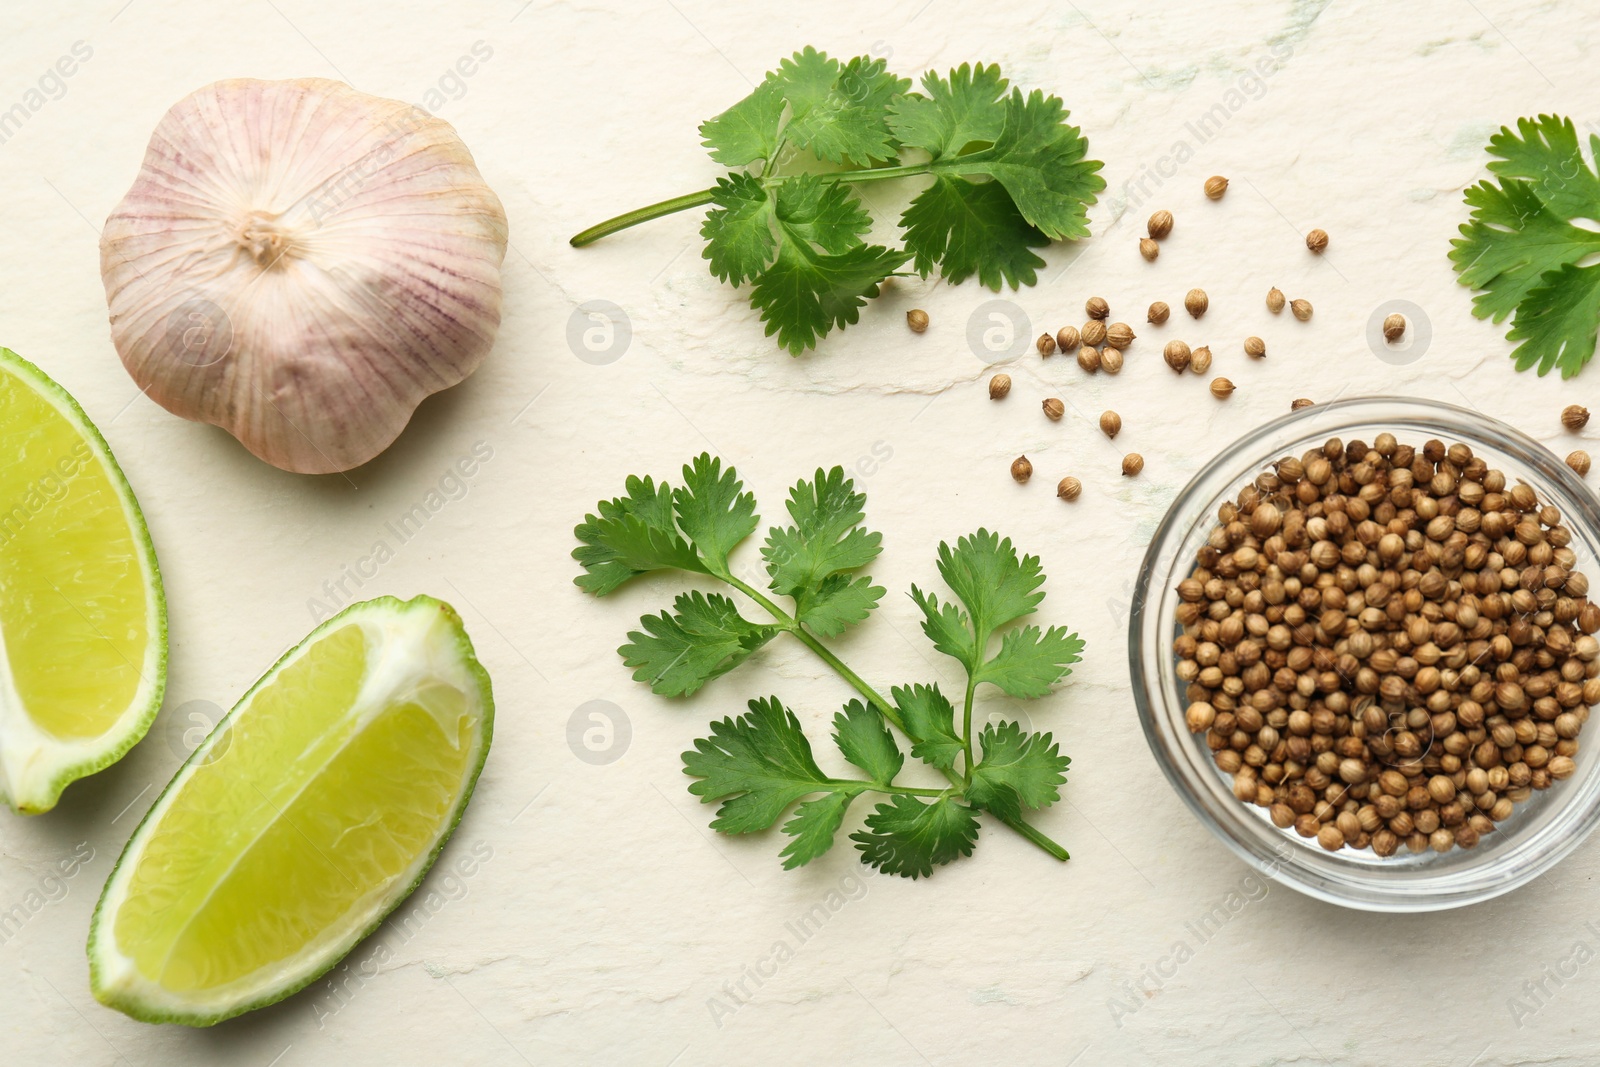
[101,79,508,474]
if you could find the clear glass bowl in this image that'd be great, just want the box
[1130,396,1600,911]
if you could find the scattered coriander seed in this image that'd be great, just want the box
[1078,346,1102,374]
[1010,455,1032,483]
[1148,301,1170,325]
[1209,376,1235,399]
[1121,453,1144,477]
[1185,288,1209,318]
[1563,404,1591,431]
[1189,345,1213,375]
[1056,476,1082,502]
[1107,322,1136,349]
[1383,313,1407,343]
[1056,325,1081,352]
[906,308,929,333]
[1100,410,1122,439]
[1266,287,1286,314]
[1244,335,1266,359]
[1290,397,1314,410]
[1081,319,1107,347]
[1043,397,1065,421]
[1290,298,1313,321]
[1101,347,1124,374]
[1204,175,1229,199]
[1305,228,1329,253]
[1148,210,1174,240]
[1139,238,1160,262]
[1163,339,1192,373]
[1036,332,1057,357]
[1086,296,1110,320]
[1570,450,1593,476]
[988,374,1011,400]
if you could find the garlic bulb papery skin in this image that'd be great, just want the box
[101,78,508,474]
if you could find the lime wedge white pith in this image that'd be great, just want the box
[89,595,494,1026]
[0,347,166,814]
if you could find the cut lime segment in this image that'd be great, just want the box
[88,595,493,1025]
[0,347,166,813]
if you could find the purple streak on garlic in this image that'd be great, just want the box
[100,78,508,474]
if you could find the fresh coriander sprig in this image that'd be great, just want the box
[1451,114,1600,378]
[573,455,1083,877]
[570,48,1105,354]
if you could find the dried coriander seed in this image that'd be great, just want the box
[1081,319,1107,347]
[988,374,1011,400]
[1121,453,1144,477]
[1078,346,1102,374]
[1570,450,1593,476]
[1043,397,1065,421]
[1036,332,1057,357]
[1100,410,1122,439]
[1209,377,1235,399]
[1139,238,1159,261]
[1148,210,1174,240]
[1244,335,1266,359]
[1290,397,1314,410]
[1056,476,1082,502]
[1010,455,1032,483]
[1148,301,1170,325]
[1383,313,1406,342]
[1101,347,1124,374]
[1189,345,1212,375]
[1563,404,1590,431]
[1086,296,1110,320]
[1204,175,1228,199]
[1305,228,1328,253]
[1267,287,1286,314]
[1056,325,1081,353]
[1290,298,1313,321]
[1185,288,1209,318]
[906,308,929,333]
[1107,322,1135,349]
[1163,339,1191,373]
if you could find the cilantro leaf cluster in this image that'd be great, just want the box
[1451,114,1600,378]
[573,48,1105,354]
[574,455,1083,878]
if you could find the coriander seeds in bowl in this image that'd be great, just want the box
[1132,398,1600,911]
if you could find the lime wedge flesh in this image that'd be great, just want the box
[89,596,493,1025]
[0,347,165,812]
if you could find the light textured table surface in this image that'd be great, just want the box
[2,1,1598,1064]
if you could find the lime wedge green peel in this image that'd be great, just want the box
[0,346,166,814]
[88,595,494,1026]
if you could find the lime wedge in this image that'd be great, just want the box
[88,595,494,1025]
[0,347,166,813]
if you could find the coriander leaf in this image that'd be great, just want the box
[851,794,979,879]
[672,454,758,571]
[773,174,874,253]
[974,624,1085,698]
[892,683,963,770]
[574,475,706,596]
[888,62,1009,158]
[1484,115,1600,221]
[794,573,884,637]
[779,792,853,869]
[749,238,909,355]
[762,466,882,596]
[684,695,837,832]
[1506,262,1600,378]
[965,720,1070,821]
[832,700,904,784]
[702,173,776,285]
[621,591,778,697]
[775,49,909,167]
[900,176,1048,289]
[699,79,786,166]
[1448,178,1600,323]
[936,530,1046,643]
[908,584,977,669]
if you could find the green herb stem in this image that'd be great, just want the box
[569,188,719,247]
[960,676,977,786]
